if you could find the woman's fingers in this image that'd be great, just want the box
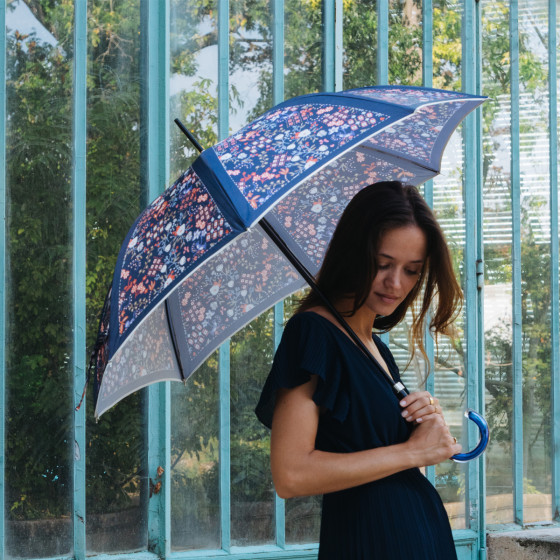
[408,414,462,465]
[400,391,441,423]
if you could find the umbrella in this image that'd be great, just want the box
[91,86,487,461]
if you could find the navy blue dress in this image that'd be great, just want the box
[255,312,457,559]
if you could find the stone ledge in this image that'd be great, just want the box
[487,528,560,560]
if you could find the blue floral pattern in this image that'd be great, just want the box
[117,168,234,340]
[368,102,463,166]
[94,86,485,416]
[270,148,426,271]
[214,103,390,210]
[344,87,472,107]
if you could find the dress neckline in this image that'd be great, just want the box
[299,311,399,382]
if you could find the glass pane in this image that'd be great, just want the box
[284,0,322,98]
[431,0,466,530]
[481,0,514,525]
[171,358,220,550]
[433,0,462,91]
[343,0,377,89]
[230,0,273,128]
[432,131,467,530]
[5,2,73,556]
[85,0,147,553]
[388,0,422,86]
[170,0,219,177]
[231,311,276,546]
[519,0,552,524]
[282,294,321,544]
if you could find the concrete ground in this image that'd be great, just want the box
[487,528,560,560]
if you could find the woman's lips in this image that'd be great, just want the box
[376,293,399,304]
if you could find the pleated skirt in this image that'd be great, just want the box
[318,468,458,559]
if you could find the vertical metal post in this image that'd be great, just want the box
[0,1,6,557]
[272,6,286,545]
[218,0,231,550]
[334,0,343,91]
[219,342,231,552]
[509,0,523,528]
[218,0,230,141]
[422,0,435,487]
[72,0,88,557]
[462,0,482,544]
[273,0,284,105]
[548,0,560,522]
[376,0,389,85]
[274,303,286,548]
[475,1,486,555]
[142,0,171,555]
[323,0,335,91]
[377,0,389,347]
[422,0,433,88]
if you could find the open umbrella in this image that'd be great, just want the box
[90,85,488,460]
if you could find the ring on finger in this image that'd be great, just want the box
[429,397,434,406]
[452,437,457,444]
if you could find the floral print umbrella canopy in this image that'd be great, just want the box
[92,85,485,419]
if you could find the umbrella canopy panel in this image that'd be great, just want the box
[93,86,485,417]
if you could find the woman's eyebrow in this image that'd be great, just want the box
[378,252,424,263]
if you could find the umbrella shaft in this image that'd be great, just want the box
[259,217,409,400]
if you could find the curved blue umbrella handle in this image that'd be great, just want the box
[451,409,490,463]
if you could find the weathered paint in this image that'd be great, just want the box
[73,0,88,556]
[142,0,171,555]
[509,0,524,528]
[548,0,560,522]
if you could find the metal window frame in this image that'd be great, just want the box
[1,0,559,558]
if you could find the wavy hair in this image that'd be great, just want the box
[297,181,462,362]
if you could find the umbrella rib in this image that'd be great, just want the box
[165,297,186,381]
[259,217,409,401]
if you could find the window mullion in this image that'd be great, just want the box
[376,0,388,85]
[422,0,435,487]
[322,0,335,92]
[72,0,88,556]
[272,2,286,543]
[509,0,524,528]
[475,0,486,551]
[462,0,483,541]
[220,342,231,552]
[548,0,560,522]
[273,303,286,548]
[143,0,171,556]
[0,0,6,557]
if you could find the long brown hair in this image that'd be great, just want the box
[297,181,462,362]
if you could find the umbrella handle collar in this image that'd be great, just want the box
[451,408,490,463]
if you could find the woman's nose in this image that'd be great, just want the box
[385,270,402,289]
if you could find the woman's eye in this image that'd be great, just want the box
[377,263,390,270]
[406,269,420,276]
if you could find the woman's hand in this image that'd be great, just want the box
[399,391,442,424]
[405,413,462,466]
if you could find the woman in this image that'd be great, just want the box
[255,181,463,559]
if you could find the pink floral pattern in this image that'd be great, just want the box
[344,86,472,107]
[368,102,463,167]
[116,168,234,340]
[270,148,430,271]
[214,103,391,210]
[174,225,304,370]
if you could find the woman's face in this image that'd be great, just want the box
[364,225,427,318]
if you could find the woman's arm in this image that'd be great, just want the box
[270,376,460,499]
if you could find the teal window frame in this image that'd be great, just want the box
[0,0,558,558]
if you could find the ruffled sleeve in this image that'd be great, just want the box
[255,312,350,429]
